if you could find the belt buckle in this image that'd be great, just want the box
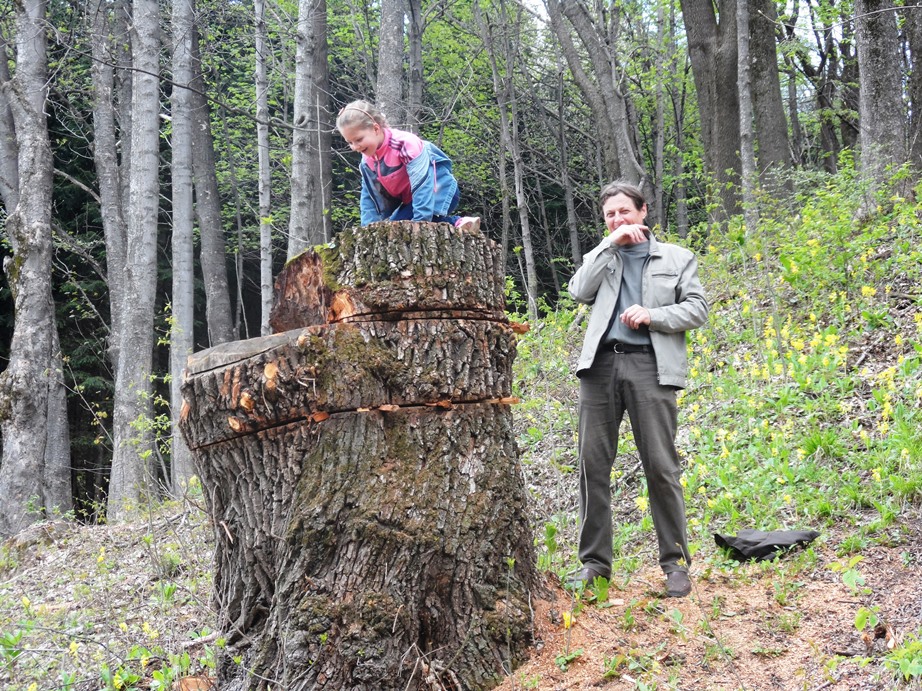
[613,342,625,354]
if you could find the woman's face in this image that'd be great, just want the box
[340,123,385,156]
[602,192,647,233]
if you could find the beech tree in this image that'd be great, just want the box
[255,0,274,334]
[854,0,907,188]
[0,0,73,535]
[377,0,407,125]
[287,0,332,257]
[103,0,162,520]
[170,0,197,490]
[545,0,653,207]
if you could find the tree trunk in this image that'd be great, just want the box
[108,0,161,520]
[170,0,197,491]
[546,0,652,202]
[680,0,741,217]
[749,0,791,187]
[255,0,274,335]
[376,0,406,126]
[0,0,73,535]
[855,0,907,189]
[406,0,423,133]
[288,0,331,257]
[476,0,539,320]
[180,221,537,689]
[906,3,922,172]
[190,25,236,347]
[737,0,758,231]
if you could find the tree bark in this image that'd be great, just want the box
[108,0,161,520]
[255,0,274,336]
[749,0,791,186]
[288,0,331,257]
[855,0,907,189]
[406,0,423,132]
[545,0,652,203]
[737,0,758,231]
[680,0,741,216]
[906,2,922,172]
[190,25,236,347]
[180,221,537,689]
[170,0,197,491]
[376,0,406,126]
[0,0,73,534]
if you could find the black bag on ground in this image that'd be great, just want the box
[713,528,820,562]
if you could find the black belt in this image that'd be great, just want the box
[608,341,652,354]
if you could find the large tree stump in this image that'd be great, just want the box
[180,221,537,690]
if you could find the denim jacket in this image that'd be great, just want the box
[568,232,708,388]
[359,136,459,225]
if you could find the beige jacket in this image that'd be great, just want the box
[568,232,708,388]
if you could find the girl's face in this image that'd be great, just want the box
[340,123,385,156]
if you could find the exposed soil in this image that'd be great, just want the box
[496,518,922,691]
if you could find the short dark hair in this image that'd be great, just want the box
[599,181,646,211]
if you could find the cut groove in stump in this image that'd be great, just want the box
[181,221,538,690]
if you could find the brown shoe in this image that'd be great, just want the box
[566,566,610,589]
[665,570,691,598]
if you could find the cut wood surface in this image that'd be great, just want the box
[181,318,517,449]
[269,220,505,331]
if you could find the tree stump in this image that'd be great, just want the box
[180,221,537,690]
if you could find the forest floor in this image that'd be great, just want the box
[1,495,919,690]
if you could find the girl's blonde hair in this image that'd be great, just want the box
[336,100,388,130]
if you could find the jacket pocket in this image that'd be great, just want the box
[649,270,679,306]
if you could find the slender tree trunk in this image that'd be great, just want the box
[170,0,196,491]
[406,0,423,132]
[555,61,581,269]
[0,0,73,534]
[546,0,651,202]
[737,0,758,231]
[255,0,274,335]
[108,0,161,520]
[288,0,330,257]
[190,27,235,346]
[749,0,791,186]
[376,0,406,126]
[906,4,922,171]
[855,0,908,189]
[680,0,741,216]
[654,0,666,227]
[669,6,690,237]
[476,0,538,319]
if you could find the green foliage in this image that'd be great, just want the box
[553,647,583,671]
[884,634,922,682]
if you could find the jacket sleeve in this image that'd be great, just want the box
[567,235,616,305]
[403,142,436,221]
[359,164,385,225]
[647,254,709,333]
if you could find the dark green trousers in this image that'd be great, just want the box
[577,349,690,574]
